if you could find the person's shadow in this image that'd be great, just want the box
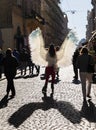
[0,95,8,108]
[0,95,13,109]
[8,95,81,128]
[80,99,96,122]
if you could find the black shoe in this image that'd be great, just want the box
[42,89,46,96]
[87,95,91,98]
[42,91,46,97]
[5,94,8,98]
[83,98,87,104]
[10,94,15,99]
[50,93,53,98]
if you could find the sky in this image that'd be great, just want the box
[59,0,92,41]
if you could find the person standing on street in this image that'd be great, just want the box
[42,44,57,97]
[2,48,18,98]
[0,48,4,78]
[77,47,94,103]
[72,47,81,81]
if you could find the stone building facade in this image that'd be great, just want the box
[86,0,96,40]
[41,0,68,47]
[0,0,68,51]
[0,0,24,51]
[86,10,94,40]
[86,0,96,57]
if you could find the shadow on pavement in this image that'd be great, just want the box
[8,96,81,128]
[0,95,8,108]
[23,74,39,79]
[80,99,96,122]
[14,74,39,79]
[0,95,13,109]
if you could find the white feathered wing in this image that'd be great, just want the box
[29,27,48,66]
[56,34,77,67]
[28,27,76,67]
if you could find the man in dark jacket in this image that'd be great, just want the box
[72,47,81,81]
[2,48,18,98]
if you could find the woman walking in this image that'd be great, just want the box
[42,44,57,97]
[29,27,76,98]
[77,47,94,102]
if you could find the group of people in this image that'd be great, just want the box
[0,47,40,98]
[13,48,40,76]
[42,43,95,103]
[0,44,60,99]
[0,42,95,103]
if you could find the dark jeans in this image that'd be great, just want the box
[73,64,78,80]
[0,67,2,78]
[6,76,15,96]
[42,66,55,94]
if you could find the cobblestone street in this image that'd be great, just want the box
[0,65,96,130]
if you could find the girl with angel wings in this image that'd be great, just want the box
[29,27,76,97]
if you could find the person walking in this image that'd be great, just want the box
[72,48,81,81]
[29,28,77,98]
[0,48,4,78]
[77,47,94,102]
[19,48,28,76]
[55,46,60,79]
[42,44,57,97]
[27,51,40,76]
[2,48,18,98]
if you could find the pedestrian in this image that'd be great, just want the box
[14,26,24,52]
[2,48,18,98]
[13,48,20,62]
[72,47,81,81]
[28,28,75,98]
[13,48,20,68]
[27,50,40,76]
[42,44,57,97]
[19,48,28,76]
[0,48,4,78]
[55,46,60,79]
[77,47,94,102]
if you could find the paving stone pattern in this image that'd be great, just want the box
[0,65,96,130]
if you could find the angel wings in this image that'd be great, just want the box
[28,27,77,67]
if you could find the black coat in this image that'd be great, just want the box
[2,55,18,78]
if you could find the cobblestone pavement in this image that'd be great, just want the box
[0,65,96,130]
